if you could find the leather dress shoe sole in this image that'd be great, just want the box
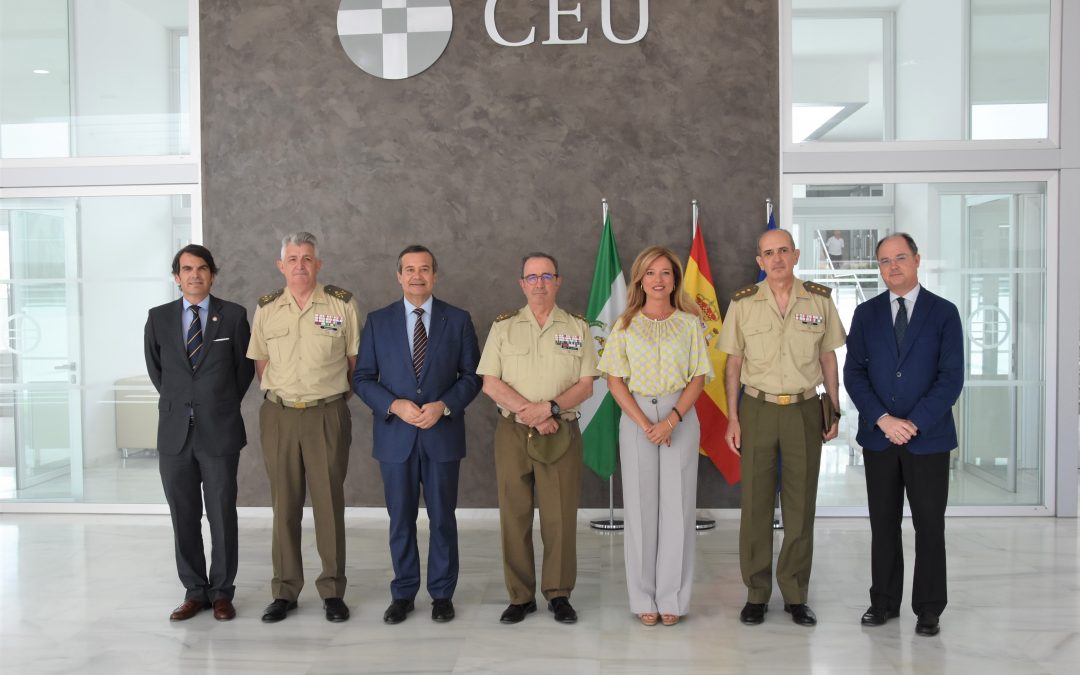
[784,603,817,626]
[500,600,538,624]
[739,602,768,625]
[861,607,900,626]
[383,599,415,624]
[431,599,455,623]
[915,615,940,636]
[261,599,298,623]
[170,600,211,622]
[212,598,237,621]
[548,597,577,624]
[323,598,350,622]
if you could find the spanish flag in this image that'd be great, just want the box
[685,217,741,485]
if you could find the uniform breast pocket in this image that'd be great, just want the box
[499,344,530,381]
[264,327,291,362]
[794,322,826,359]
[314,330,346,362]
[742,323,774,361]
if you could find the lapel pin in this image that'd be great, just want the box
[212,316,219,322]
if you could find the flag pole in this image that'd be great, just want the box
[691,198,716,532]
[589,197,624,532]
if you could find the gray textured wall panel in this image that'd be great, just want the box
[201,0,778,507]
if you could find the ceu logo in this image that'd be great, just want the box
[337,0,453,80]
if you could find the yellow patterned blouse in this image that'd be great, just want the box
[597,310,714,396]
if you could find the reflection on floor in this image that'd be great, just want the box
[0,513,1076,674]
[0,442,1046,508]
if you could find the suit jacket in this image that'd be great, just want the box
[144,295,256,456]
[843,287,964,454]
[353,297,481,463]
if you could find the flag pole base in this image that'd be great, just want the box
[589,518,624,531]
[694,518,716,531]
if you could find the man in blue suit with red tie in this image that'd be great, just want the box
[354,245,481,625]
[844,233,964,637]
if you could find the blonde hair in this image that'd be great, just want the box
[617,246,699,329]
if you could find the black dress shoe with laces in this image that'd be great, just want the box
[548,597,577,624]
[739,602,767,625]
[499,600,537,624]
[261,599,298,623]
[431,598,455,622]
[915,614,940,636]
[784,603,817,626]
[323,597,350,622]
[861,606,900,626]
[383,599,415,624]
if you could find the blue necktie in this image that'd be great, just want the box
[186,306,203,370]
[894,297,908,353]
[412,307,427,379]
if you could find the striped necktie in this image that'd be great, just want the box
[412,307,427,379]
[186,305,204,370]
[894,297,908,353]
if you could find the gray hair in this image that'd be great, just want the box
[280,231,319,260]
[520,252,559,277]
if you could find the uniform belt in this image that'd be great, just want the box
[498,408,580,422]
[743,386,817,406]
[265,391,344,409]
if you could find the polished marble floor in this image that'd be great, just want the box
[1,511,1078,674]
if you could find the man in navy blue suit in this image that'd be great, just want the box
[844,233,964,637]
[354,245,481,625]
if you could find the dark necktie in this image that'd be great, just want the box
[894,297,908,353]
[186,305,203,370]
[412,307,427,378]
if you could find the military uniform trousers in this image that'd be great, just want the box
[620,391,700,616]
[260,396,351,601]
[738,394,822,605]
[493,415,581,604]
[159,420,240,603]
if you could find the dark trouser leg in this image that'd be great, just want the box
[421,452,461,601]
[380,448,422,601]
[200,449,240,602]
[738,396,779,604]
[534,421,581,601]
[494,417,537,604]
[159,426,209,602]
[774,397,823,605]
[261,400,306,601]
[303,399,351,599]
[903,448,950,618]
[864,445,905,612]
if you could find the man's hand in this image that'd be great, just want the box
[390,399,423,425]
[878,414,918,445]
[725,419,742,456]
[414,401,446,430]
[534,418,559,435]
[517,400,553,428]
[822,419,839,442]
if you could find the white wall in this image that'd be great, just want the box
[895,0,964,140]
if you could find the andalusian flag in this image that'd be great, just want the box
[580,210,627,479]
[685,216,741,485]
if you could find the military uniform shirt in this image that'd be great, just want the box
[597,311,713,396]
[716,278,845,394]
[476,305,599,412]
[247,283,360,401]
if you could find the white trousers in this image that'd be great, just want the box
[619,391,700,616]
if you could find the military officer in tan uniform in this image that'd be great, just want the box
[718,228,845,628]
[477,252,597,625]
[247,231,360,624]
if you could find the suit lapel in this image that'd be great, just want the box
[170,298,188,358]
[420,299,447,382]
[872,293,898,364]
[196,296,224,369]
[898,289,933,364]
[392,301,415,380]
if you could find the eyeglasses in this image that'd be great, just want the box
[877,254,910,267]
[522,273,558,285]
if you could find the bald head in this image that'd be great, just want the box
[758,228,796,254]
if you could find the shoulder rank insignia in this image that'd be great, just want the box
[803,281,832,297]
[324,285,353,302]
[258,289,284,307]
[494,311,516,322]
[731,284,759,301]
[569,312,588,323]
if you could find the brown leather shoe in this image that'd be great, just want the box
[169,599,211,621]
[213,598,237,621]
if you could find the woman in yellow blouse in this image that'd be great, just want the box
[597,246,712,626]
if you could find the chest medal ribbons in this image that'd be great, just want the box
[795,313,823,326]
[315,314,344,331]
[554,334,583,351]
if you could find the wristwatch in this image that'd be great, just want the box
[549,400,561,417]
[442,402,451,417]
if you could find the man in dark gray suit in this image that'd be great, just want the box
[144,244,255,621]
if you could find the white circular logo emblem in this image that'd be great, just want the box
[337,0,453,80]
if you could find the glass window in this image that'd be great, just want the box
[791,180,1047,508]
[0,193,192,503]
[0,0,191,159]
[789,0,1051,143]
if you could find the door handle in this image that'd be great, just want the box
[54,362,77,371]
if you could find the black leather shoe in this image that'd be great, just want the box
[323,597,350,622]
[548,597,577,624]
[499,600,537,624]
[383,599,414,624]
[431,598,455,622]
[861,606,900,626]
[915,614,940,636]
[739,602,767,625]
[784,603,817,626]
[261,599,298,623]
